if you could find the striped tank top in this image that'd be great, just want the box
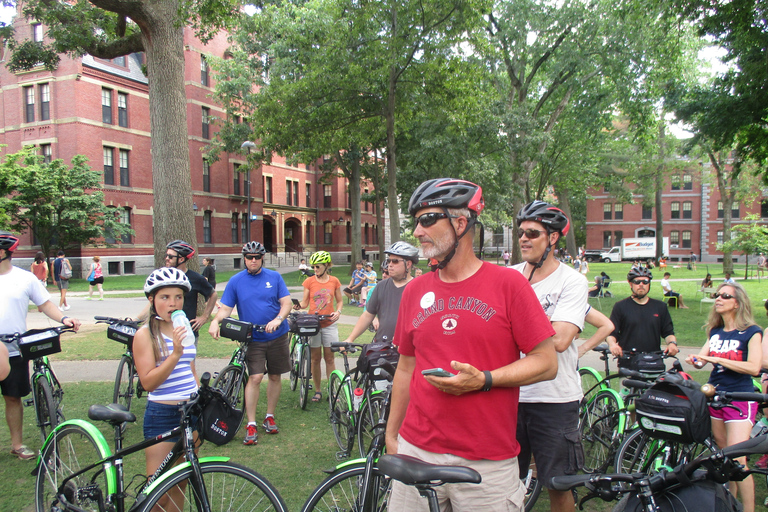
[148,334,199,402]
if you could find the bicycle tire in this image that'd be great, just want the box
[329,372,355,455]
[137,461,288,512]
[34,375,61,443]
[301,462,390,512]
[113,354,135,412]
[299,343,312,410]
[580,389,624,473]
[35,423,112,512]
[289,335,300,391]
[523,465,542,512]
[357,393,386,458]
[212,364,247,436]
[613,429,707,475]
[579,366,606,407]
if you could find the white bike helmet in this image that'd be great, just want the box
[144,267,191,297]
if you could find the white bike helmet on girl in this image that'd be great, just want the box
[144,267,191,297]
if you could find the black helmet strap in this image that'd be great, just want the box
[525,228,558,282]
[429,209,478,272]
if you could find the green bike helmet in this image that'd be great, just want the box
[309,251,331,266]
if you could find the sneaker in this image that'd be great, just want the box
[58,306,64,311]
[243,424,258,445]
[349,299,357,305]
[262,416,279,434]
[85,297,92,301]
[755,454,768,469]
[357,303,365,308]
[10,445,35,460]
[63,305,71,311]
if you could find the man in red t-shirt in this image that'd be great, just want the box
[386,179,557,511]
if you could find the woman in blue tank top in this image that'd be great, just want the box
[133,267,199,505]
[686,282,762,512]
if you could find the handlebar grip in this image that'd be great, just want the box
[201,372,211,387]
[623,379,652,390]
[94,315,110,321]
[549,474,593,491]
[724,392,768,404]
[618,367,646,379]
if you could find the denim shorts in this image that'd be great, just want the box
[144,401,196,441]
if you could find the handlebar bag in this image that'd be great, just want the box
[19,329,61,360]
[220,317,252,343]
[613,479,739,512]
[108,323,138,349]
[288,313,320,336]
[357,341,399,376]
[635,378,710,444]
[199,388,243,446]
[630,352,666,374]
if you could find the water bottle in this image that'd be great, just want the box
[171,310,196,347]
[353,388,364,411]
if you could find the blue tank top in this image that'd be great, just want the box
[148,334,199,401]
[707,324,762,393]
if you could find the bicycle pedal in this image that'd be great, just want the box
[23,398,34,407]
[335,450,350,461]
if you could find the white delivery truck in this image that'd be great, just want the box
[600,237,670,263]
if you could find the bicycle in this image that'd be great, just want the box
[211,317,266,435]
[301,359,481,512]
[34,372,288,512]
[1,325,74,443]
[94,317,142,416]
[327,341,364,459]
[551,430,768,511]
[287,312,331,409]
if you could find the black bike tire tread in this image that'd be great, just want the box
[299,343,311,410]
[300,463,389,512]
[34,375,59,443]
[113,354,134,412]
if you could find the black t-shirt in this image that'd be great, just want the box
[202,265,216,288]
[609,297,674,354]
[183,270,215,324]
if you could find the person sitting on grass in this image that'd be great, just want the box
[660,271,688,309]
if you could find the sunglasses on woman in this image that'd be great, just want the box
[713,292,735,300]
[244,254,263,261]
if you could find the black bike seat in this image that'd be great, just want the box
[377,454,482,485]
[88,403,137,424]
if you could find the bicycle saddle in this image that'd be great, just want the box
[377,454,482,485]
[88,403,137,425]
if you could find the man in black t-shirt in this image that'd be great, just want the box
[606,266,679,359]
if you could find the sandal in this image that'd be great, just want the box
[311,391,322,403]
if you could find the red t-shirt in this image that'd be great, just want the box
[395,262,555,460]
[304,275,341,328]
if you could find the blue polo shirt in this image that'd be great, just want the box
[220,268,290,342]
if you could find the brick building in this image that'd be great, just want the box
[586,162,768,264]
[0,11,384,276]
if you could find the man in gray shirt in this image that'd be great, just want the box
[341,241,419,344]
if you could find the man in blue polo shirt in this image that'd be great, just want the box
[209,241,293,446]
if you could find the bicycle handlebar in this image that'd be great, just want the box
[700,383,768,405]
[94,316,140,328]
[0,325,75,343]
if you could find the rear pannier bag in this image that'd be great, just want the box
[635,377,710,444]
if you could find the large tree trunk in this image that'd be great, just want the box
[711,150,735,274]
[385,73,400,244]
[655,123,665,264]
[143,0,197,269]
[348,153,362,266]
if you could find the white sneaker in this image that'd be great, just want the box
[63,305,71,311]
[58,306,64,311]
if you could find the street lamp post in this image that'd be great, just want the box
[241,141,257,242]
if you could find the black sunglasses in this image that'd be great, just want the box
[414,212,450,228]
[387,258,403,265]
[713,292,735,300]
[244,254,263,261]
[631,279,650,285]
[164,253,180,260]
[517,228,547,239]
[312,264,325,269]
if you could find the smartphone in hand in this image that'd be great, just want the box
[421,368,455,378]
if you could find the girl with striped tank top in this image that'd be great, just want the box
[134,267,199,503]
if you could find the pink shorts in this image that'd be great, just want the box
[709,401,758,424]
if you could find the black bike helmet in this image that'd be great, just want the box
[516,200,570,236]
[407,178,485,216]
[627,266,653,281]
[166,240,196,259]
[144,267,191,297]
[385,241,419,265]
[242,241,267,255]
[0,231,20,252]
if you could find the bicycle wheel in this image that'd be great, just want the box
[329,372,355,455]
[289,335,300,391]
[579,366,605,407]
[113,354,135,411]
[299,343,312,410]
[35,424,112,512]
[137,461,287,512]
[614,428,674,475]
[212,364,246,436]
[34,375,61,443]
[523,464,542,512]
[357,392,386,458]
[301,462,390,512]
[580,389,624,473]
